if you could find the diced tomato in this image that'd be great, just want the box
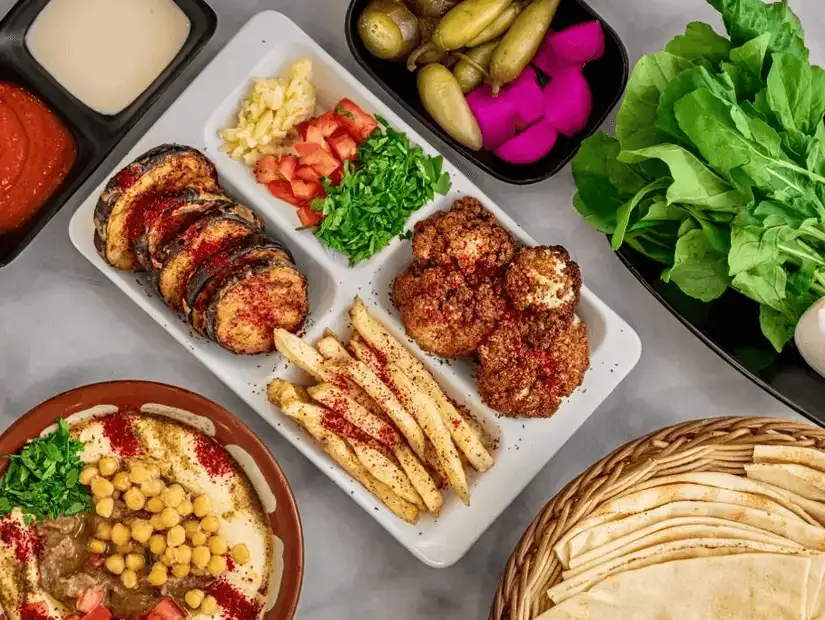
[146,598,185,620]
[294,165,321,182]
[314,110,341,137]
[297,205,324,227]
[255,154,280,184]
[66,616,82,620]
[334,98,379,143]
[81,607,111,620]
[275,155,298,182]
[328,130,358,162]
[305,125,332,153]
[294,141,323,159]
[77,585,105,613]
[329,166,345,186]
[291,178,324,202]
[267,180,303,207]
[304,150,342,178]
[295,120,311,140]
[21,603,49,617]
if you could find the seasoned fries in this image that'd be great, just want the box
[267,298,495,523]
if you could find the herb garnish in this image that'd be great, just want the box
[0,419,91,523]
[313,116,452,265]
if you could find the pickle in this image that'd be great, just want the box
[432,0,513,51]
[417,63,483,150]
[403,0,460,17]
[453,40,499,94]
[407,17,448,70]
[464,2,523,47]
[489,0,560,94]
[358,0,422,61]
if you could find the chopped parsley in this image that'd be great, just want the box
[314,116,452,265]
[0,419,91,523]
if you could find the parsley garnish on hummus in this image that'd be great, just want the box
[0,419,91,523]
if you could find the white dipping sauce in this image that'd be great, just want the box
[26,0,191,115]
[795,296,825,379]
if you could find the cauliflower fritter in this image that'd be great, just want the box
[412,197,516,277]
[392,264,506,357]
[477,317,589,418]
[505,246,582,322]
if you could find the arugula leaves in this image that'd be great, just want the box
[0,419,91,523]
[314,117,451,265]
[572,0,825,351]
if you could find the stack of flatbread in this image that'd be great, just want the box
[538,445,825,619]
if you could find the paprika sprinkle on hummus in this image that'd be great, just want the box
[0,83,76,234]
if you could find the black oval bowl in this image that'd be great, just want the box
[0,0,217,268]
[616,243,825,427]
[345,0,629,185]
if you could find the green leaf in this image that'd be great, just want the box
[767,53,814,135]
[664,21,731,69]
[732,262,788,309]
[722,33,771,98]
[656,66,736,143]
[662,229,731,301]
[611,178,672,250]
[759,303,797,351]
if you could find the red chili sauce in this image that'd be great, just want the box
[0,82,76,234]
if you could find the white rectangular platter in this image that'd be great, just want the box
[69,11,641,567]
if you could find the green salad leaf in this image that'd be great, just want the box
[572,0,825,351]
[0,419,91,523]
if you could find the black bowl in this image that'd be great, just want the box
[345,0,629,185]
[0,0,217,268]
[617,244,825,426]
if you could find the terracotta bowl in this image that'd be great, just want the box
[0,380,303,620]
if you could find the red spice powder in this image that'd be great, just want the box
[207,579,261,620]
[194,435,234,478]
[0,517,41,562]
[19,604,51,620]
[225,555,236,573]
[321,412,371,443]
[102,413,141,456]
[114,166,141,190]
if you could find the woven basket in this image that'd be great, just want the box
[490,416,825,620]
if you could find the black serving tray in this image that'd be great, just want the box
[0,0,217,268]
[617,244,825,426]
[345,0,628,185]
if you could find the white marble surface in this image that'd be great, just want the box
[0,0,821,618]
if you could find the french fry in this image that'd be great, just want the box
[393,443,443,516]
[350,297,494,473]
[333,358,429,461]
[389,365,470,505]
[348,438,425,509]
[317,334,350,361]
[274,329,330,382]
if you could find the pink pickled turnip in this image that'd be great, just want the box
[494,119,559,164]
[466,85,517,151]
[549,21,605,64]
[499,66,545,129]
[542,68,592,136]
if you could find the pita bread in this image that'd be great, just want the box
[746,463,825,501]
[745,480,825,527]
[557,501,825,567]
[755,445,825,474]
[546,538,822,604]
[566,519,804,573]
[807,556,825,617]
[539,554,813,619]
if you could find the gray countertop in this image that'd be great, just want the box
[1,0,822,618]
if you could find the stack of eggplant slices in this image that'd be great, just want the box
[93,144,309,355]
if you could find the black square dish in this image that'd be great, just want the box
[0,0,217,268]
[617,245,825,426]
[346,0,629,185]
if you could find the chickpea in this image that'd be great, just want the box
[175,544,192,565]
[130,519,153,544]
[91,476,114,498]
[114,542,134,555]
[161,547,177,567]
[167,525,186,548]
[121,569,138,589]
[129,464,150,485]
[147,567,168,587]
[191,530,208,546]
[162,484,185,509]
[150,514,166,531]
[208,535,228,556]
[177,499,193,518]
[79,466,99,486]
[160,508,181,529]
[110,523,130,546]
[147,463,161,479]
[207,554,227,577]
[112,471,131,492]
[96,521,112,541]
[95,497,114,519]
[192,546,210,569]
[172,563,190,578]
[185,589,205,609]
[201,515,220,533]
[105,554,125,575]
[88,539,107,554]
[98,456,119,477]
[201,596,218,615]
[125,553,145,571]
[193,494,212,518]
[231,544,250,566]
[141,479,165,498]
[147,497,165,514]
[124,487,146,511]
[149,534,167,555]
[183,520,201,537]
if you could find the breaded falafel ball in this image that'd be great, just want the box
[476,317,589,418]
[392,264,506,357]
[412,197,517,276]
[505,246,582,322]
